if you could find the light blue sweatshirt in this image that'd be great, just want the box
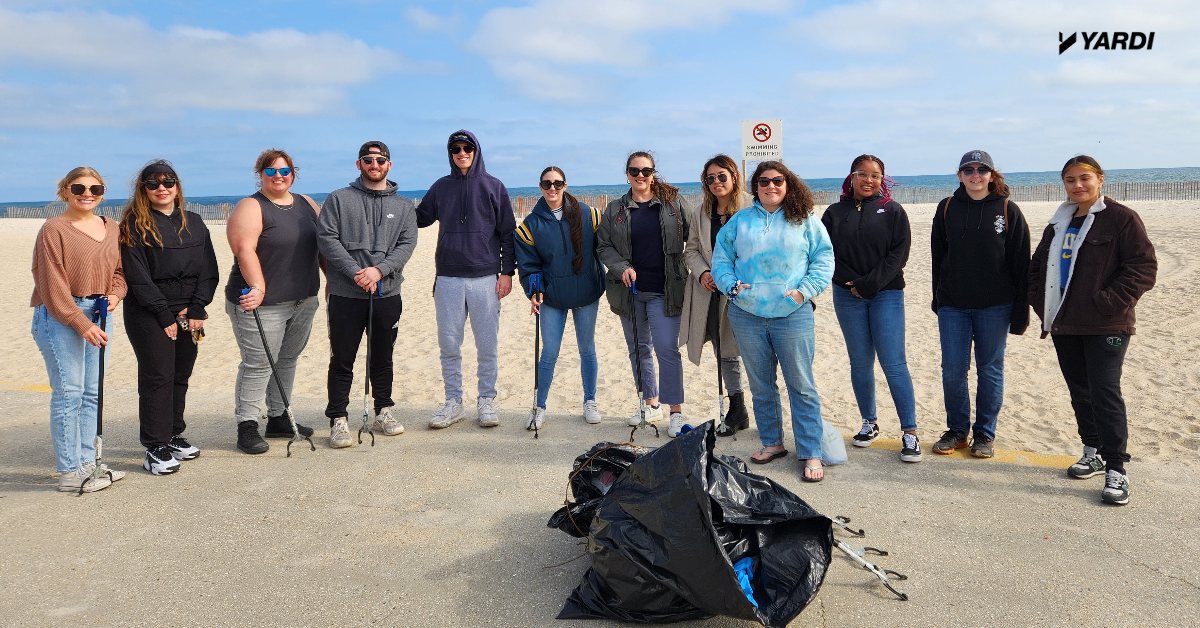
[711,201,834,319]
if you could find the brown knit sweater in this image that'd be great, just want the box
[31,215,128,335]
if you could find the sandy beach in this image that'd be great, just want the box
[2,200,1196,464]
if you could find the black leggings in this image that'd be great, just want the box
[1052,334,1130,473]
[325,293,403,423]
[124,300,199,450]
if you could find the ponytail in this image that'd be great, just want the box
[564,192,584,274]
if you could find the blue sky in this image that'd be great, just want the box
[0,0,1196,200]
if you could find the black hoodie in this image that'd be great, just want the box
[821,193,910,300]
[416,130,516,278]
[930,184,1031,334]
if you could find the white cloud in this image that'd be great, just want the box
[405,6,462,32]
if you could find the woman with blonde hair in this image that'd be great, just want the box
[31,167,127,492]
[119,160,219,475]
[678,154,750,435]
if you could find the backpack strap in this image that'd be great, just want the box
[1002,198,1010,233]
[940,197,953,242]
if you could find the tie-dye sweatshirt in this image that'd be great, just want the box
[710,201,834,319]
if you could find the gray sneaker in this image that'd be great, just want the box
[85,462,127,482]
[970,435,995,459]
[1068,449,1106,479]
[58,466,112,493]
[583,400,601,425]
[373,407,405,436]
[1102,470,1130,505]
[526,407,545,431]
[429,399,466,429]
[329,417,354,449]
[477,397,500,427]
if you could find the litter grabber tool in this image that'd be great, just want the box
[707,295,731,438]
[242,288,315,456]
[78,297,114,495]
[525,273,544,439]
[626,281,658,442]
[358,284,377,446]
[832,515,909,601]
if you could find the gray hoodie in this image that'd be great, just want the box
[317,177,418,299]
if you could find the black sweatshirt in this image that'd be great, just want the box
[121,209,220,329]
[820,193,910,300]
[930,185,1031,334]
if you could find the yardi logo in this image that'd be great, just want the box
[1060,31,1155,54]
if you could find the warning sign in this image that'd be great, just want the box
[741,119,782,161]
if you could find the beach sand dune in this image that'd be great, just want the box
[2,200,1196,463]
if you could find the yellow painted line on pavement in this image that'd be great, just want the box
[858,437,1075,469]
[0,381,52,393]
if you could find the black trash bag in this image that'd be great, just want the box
[548,442,649,538]
[557,421,833,626]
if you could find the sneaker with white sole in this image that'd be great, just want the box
[667,412,688,438]
[83,462,126,483]
[526,407,545,431]
[477,397,500,427]
[852,421,880,447]
[900,433,923,463]
[167,435,200,461]
[329,417,353,448]
[1102,470,1130,505]
[429,399,466,429]
[373,407,405,436]
[583,400,601,424]
[143,446,181,475]
[58,466,112,493]
[1068,448,1106,479]
[627,404,663,426]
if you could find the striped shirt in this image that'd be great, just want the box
[31,215,128,334]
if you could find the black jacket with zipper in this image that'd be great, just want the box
[121,209,220,329]
[821,192,910,300]
[930,185,1031,334]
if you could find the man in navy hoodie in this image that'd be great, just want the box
[417,130,516,429]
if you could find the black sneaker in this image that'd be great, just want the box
[970,435,995,458]
[167,435,200,461]
[933,430,968,455]
[1102,470,1130,505]
[852,421,880,447]
[1068,451,1105,479]
[264,414,314,438]
[900,433,922,463]
[237,420,269,454]
[143,446,181,475]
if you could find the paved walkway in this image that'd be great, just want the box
[1,388,1197,627]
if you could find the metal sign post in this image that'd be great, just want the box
[741,119,783,182]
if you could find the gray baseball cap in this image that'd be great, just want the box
[959,150,994,170]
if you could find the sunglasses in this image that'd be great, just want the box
[361,156,389,166]
[757,176,786,188]
[539,179,565,190]
[852,171,882,181]
[449,145,476,155]
[69,184,106,196]
[263,167,292,177]
[627,167,655,178]
[704,173,729,185]
[960,166,992,175]
[144,178,177,190]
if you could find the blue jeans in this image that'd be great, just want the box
[832,287,917,431]
[31,300,104,473]
[536,300,599,408]
[937,303,1011,441]
[620,292,684,406]
[727,302,823,460]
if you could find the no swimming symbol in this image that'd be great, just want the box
[753,124,771,142]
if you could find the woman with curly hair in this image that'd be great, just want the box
[711,161,834,481]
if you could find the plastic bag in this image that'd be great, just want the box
[821,419,848,465]
[556,421,833,627]
[547,442,649,538]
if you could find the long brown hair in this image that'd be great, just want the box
[626,151,679,205]
[700,154,744,219]
[541,166,585,274]
[988,170,1010,197]
[120,160,187,248]
[751,161,814,224]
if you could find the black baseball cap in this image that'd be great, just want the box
[447,133,475,148]
[958,150,994,170]
[359,141,390,159]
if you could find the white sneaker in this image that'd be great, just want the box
[86,462,126,482]
[429,399,466,429]
[526,407,545,431]
[143,446,181,475]
[58,466,112,493]
[329,417,353,448]
[477,397,500,427]
[373,407,405,436]
[667,412,688,438]
[583,400,601,424]
[627,404,663,426]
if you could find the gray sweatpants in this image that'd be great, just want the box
[620,291,685,406]
[226,297,319,424]
[434,275,501,402]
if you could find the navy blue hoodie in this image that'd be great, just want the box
[416,130,517,277]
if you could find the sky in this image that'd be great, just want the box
[0,0,1197,200]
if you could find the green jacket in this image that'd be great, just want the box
[596,191,692,318]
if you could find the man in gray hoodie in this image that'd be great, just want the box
[317,141,418,448]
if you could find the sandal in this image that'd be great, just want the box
[750,447,788,464]
[802,463,824,483]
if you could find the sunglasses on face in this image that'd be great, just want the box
[627,167,655,178]
[361,156,389,166]
[263,167,292,177]
[144,178,177,190]
[539,179,565,190]
[69,184,106,196]
[704,173,729,185]
[960,166,992,175]
[449,144,476,155]
[757,177,785,188]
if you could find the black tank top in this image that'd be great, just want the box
[225,191,320,305]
